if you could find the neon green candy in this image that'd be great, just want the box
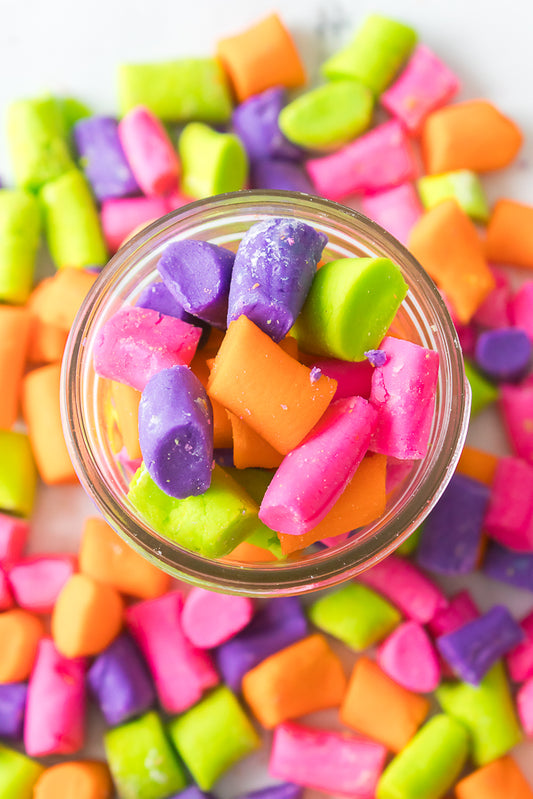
[292,257,408,361]
[57,96,92,131]
[322,14,417,95]
[0,431,37,517]
[396,522,424,556]
[179,122,248,199]
[418,170,490,222]
[377,714,469,799]
[436,662,522,766]
[278,80,373,151]
[0,743,44,799]
[104,711,187,799]
[308,582,401,650]
[464,359,499,417]
[128,464,259,558]
[227,467,284,559]
[118,58,233,123]
[40,169,108,268]
[0,189,41,304]
[167,685,260,790]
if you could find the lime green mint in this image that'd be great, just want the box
[0,431,37,518]
[464,359,499,417]
[0,189,41,304]
[227,467,284,559]
[418,170,490,223]
[179,122,248,199]
[0,743,44,799]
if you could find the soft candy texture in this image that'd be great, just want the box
[0,190,41,304]
[118,105,180,196]
[507,611,533,683]
[182,588,254,648]
[418,169,489,222]
[100,196,172,252]
[362,182,422,246]
[8,555,76,613]
[73,116,140,201]
[378,621,441,692]
[0,431,37,518]
[0,514,28,565]
[0,743,44,799]
[501,383,533,464]
[179,123,248,199]
[304,356,373,401]
[484,457,533,551]
[32,762,112,799]
[136,281,191,321]
[475,328,532,382]
[455,757,533,799]
[232,86,300,161]
[227,217,326,342]
[0,682,27,740]
[486,199,533,269]
[0,609,44,683]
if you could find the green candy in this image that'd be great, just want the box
[292,257,408,361]
[128,464,259,558]
[418,170,490,223]
[436,662,522,766]
[0,189,41,304]
[167,686,260,790]
[464,359,499,417]
[57,96,92,132]
[278,80,373,151]
[308,582,401,650]
[377,714,469,799]
[0,743,44,799]
[227,467,284,559]
[104,711,187,799]
[118,58,233,123]
[40,168,108,268]
[179,122,248,199]
[396,522,424,556]
[0,431,37,517]
[323,14,417,96]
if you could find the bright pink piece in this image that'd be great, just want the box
[0,566,13,610]
[369,336,439,460]
[484,456,533,551]
[362,183,423,246]
[377,620,441,692]
[473,267,512,329]
[118,106,180,197]
[308,357,373,401]
[385,457,415,494]
[507,611,533,683]
[270,721,386,798]
[24,638,86,756]
[428,590,480,637]
[7,556,77,614]
[320,531,351,548]
[358,555,448,623]
[0,513,29,565]
[517,677,533,736]
[166,190,193,211]
[381,44,460,134]
[182,588,254,649]
[126,591,219,713]
[501,384,533,465]
[100,195,171,251]
[306,120,417,201]
[510,281,533,341]
[116,447,143,479]
[259,396,378,535]
[93,306,201,391]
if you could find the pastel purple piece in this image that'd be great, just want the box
[213,448,234,468]
[136,281,192,322]
[428,590,480,638]
[501,383,533,464]
[232,87,301,161]
[510,281,533,340]
[365,349,388,367]
[437,605,524,685]
[507,611,533,683]
[362,182,422,246]
[74,116,140,201]
[215,597,307,691]
[416,474,489,575]
[87,632,155,726]
[169,789,214,799]
[475,327,532,382]
[0,682,27,740]
[307,357,373,400]
[7,555,77,613]
[473,267,512,329]
[250,159,314,194]
[138,365,213,498]
[484,456,533,552]
[0,513,28,565]
[228,217,326,342]
[236,784,302,799]
[483,541,533,591]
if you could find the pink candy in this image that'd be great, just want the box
[100,195,172,252]
[362,182,423,246]
[473,267,512,329]
[0,566,13,610]
[308,357,373,401]
[0,513,29,565]
[182,588,254,649]
[428,590,480,638]
[507,611,533,683]
[517,677,533,736]
[377,620,441,692]
[510,281,533,340]
[118,106,180,196]
[500,383,533,464]
[8,555,77,613]
[484,456,533,551]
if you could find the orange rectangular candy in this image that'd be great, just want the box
[457,445,499,486]
[486,199,533,269]
[0,306,31,429]
[228,412,283,469]
[111,381,142,460]
[455,756,533,799]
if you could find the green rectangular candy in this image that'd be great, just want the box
[0,743,44,799]
[464,359,499,417]
[418,170,490,223]
[227,467,284,559]
[0,189,41,304]
[0,431,37,517]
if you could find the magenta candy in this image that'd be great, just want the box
[232,87,301,162]
[517,677,533,736]
[475,327,532,382]
[0,513,28,565]
[484,456,533,552]
[0,682,27,740]
[473,267,512,329]
[100,195,171,251]
[308,357,373,400]
[378,620,441,692]
[250,158,314,194]
[0,565,13,610]
[507,611,533,683]
[182,588,254,649]
[428,590,480,638]
[7,555,76,614]
[501,382,533,464]
[510,281,533,340]
[118,105,180,196]
[385,458,415,494]
[362,182,422,246]
[73,116,140,201]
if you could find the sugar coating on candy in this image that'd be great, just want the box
[378,621,441,692]
[475,327,532,382]
[484,456,533,552]
[73,116,140,201]
[507,611,533,683]
[428,590,480,637]
[179,122,248,199]
[0,682,27,740]
[250,158,314,193]
[228,217,326,342]
[181,588,253,648]
[0,743,44,799]
[483,540,533,591]
[118,105,180,196]
[7,556,76,613]
[0,189,42,304]
[362,182,423,247]
[100,195,172,253]
[232,86,301,161]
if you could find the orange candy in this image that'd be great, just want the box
[224,540,278,563]
[228,412,283,469]
[34,761,113,799]
[110,381,142,460]
[486,199,533,269]
[190,352,233,448]
[457,445,499,486]
[27,268,97,331]
[0,609,44,683]
[0,306,31,429]
[455,756,533,799]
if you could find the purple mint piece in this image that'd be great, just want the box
[232,87,301,162]
[437,605,525,685]
[250,159,315,194]
[416,474,490,575]
[87,633,155,726]
[365,349,388,367]
[0,682,27,740]
[169,788,214,799]
[157,240,235,329]
[309,366,322,384]
[73,116,140,201]
[483,541,533,591]
[475,327,532,382]
[136,281,194,322]
[228,218,327,342]
[213,448,234,468]
[236,784,303,799]
[215,597,307,691]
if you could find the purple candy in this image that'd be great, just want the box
[87,633,155,726]
[365,349,388,367]
[232,87,301,162]
[0,682,27,740]
[227,218,327,342]
[250,159,315,194]
[475,327,532,382]
[136,281,193,322]
[416,474,490,575]
[168,788,214,799]
[73,116,140,201]
[215,597,307,691]
[139,365,213,498]
[236,785,302,799]
[483,540,533,591]
[437,605,524,685]
[157,240,235,328]
[213,448,234,468]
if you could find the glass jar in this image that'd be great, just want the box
[61,191,471,596]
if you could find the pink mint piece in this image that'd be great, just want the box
[428,590,480,638]
[484,456,533,551]
[126,590,219,714]
[510,281,533,341]
[307,357,373,401]
[381,44,460,134]
[24,638,86,757]
[8,555,77,613]
[182,588,254,649]
[501,384,533,465]
[358,554,448,623]
[369,336,439,460]
[517,676,533,736]
[270,721,386,798]
[362,183,423,246]
[0,513,29,565]
[100,195,172,251]
[259,396,378,535]
[306,120,417,201]
[473,267,512,329]
[507,611,533,683]
[0,566,13,610]
[93,306,201,392]
[118,105,180,197]
[378,620,441,692]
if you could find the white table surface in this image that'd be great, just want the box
[1,0,533,794]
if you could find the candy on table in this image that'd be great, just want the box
[436,661,522,765]
[0,743,44,799]
[0,682,27,740]
[485,198,533,268]
[455,756,533,799]
[483,541,533,591]
[118,105,179,196]
[250,158,314,193]
[33,761,113,799]
[7,555,77,613]
[306,119,418,201]
[376,714,469,799]
[428,589,480,637]
[409,199,495,324]
[73,116,140,201]
[517,677,533,736]
[269,721,387,799]
[110,381,142,460]
[104,711,187,799]
[181,588,253,649]
[380,44,460,133]
[0,189,41,304]
[241,633,347,729]
[378,620,441,692]
[0,431,37,519]
[361,182,423,247]
[507,611,533,682]
[100,195,172,252]
[475,328,532,382]
[474,266,513,329]
[308,582,400,650]
[301,355,373,400]
[232,86,301,162]
[464,359,499,417]
[0,307,31,430]
[167,685,260,790]
[228,413,283,469]
[178,122,248,199]
[28,267,97,331]
[484,456,533,552]
[417,169,490,222]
